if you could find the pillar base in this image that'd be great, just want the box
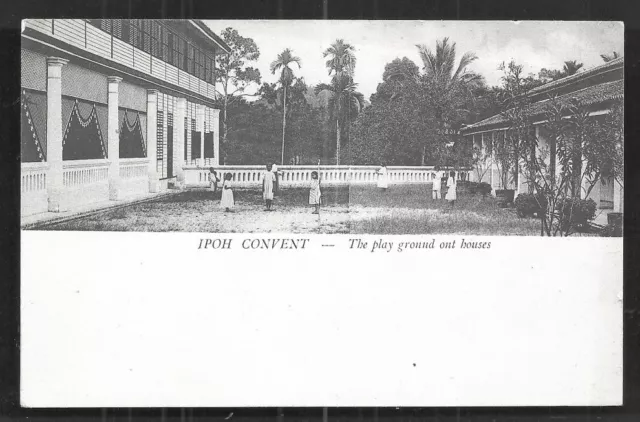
[47,199,64,213]
[109,183,121,201]
[148,178,160,193]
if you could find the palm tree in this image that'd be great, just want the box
[562,60,583,76]
[270,48,302,165]
[416,37,481,93]
[416,38,482,168]
[315,73,365,164]
[323,39,357,76]
[601,51,621,62]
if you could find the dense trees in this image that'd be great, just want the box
[347,38,483,167]
[215,28,262,158]
[215,28,620,174]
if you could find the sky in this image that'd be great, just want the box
[204,20,624,101]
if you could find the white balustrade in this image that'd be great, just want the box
[21,162,49,217]
[21,162,49,194]
[120,157,149,179]
[119,157,151,197]
[63,159,110,187]
[182,164,471,188]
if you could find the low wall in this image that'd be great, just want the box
[183,165,471,189]
[21,162,49,216]
[61,159,110,209]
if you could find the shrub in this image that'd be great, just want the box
[514,193,548,218]
[556,198,597,233]
[457,180,492,197]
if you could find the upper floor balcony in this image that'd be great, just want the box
[22,19,230,103]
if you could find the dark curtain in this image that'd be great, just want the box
[21,93,45,162]
[63,101,107,161]
[191,131,201,160]
[204,132,214,158]
[119,110,146,158]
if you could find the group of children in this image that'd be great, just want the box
[431,170,458,206]
[207,165,457,212]
[208,164,322,214]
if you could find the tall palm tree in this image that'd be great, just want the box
[416,37,480,93]
[270,48,302,165]
[315,73,365,164]
[600,51,621,62]
[416,38,482,168]
[562,60,583,76]
[323,39,357,77]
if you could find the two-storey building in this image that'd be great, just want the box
[21,19,229,216]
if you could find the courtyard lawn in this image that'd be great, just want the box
[41,185,543,235]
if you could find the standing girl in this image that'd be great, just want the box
[445,170,457,207]
[208,167,220,194]
[220,173,235,212]
[377,164,388,191]
[309,171,321,214]
[262,164,276,211]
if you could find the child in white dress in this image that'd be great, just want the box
[220,173,234,212]
[309,171,321,214]
[445,170,457,207]
[377,165,388,190]
[262,164,276,211]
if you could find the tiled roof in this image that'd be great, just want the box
[528,57,623,96]
[463,79,623,133]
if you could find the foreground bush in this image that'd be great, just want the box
[457,180,492,197]
[514,193,548,218]
[556,198,597,233]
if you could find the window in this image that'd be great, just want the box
[112,19,122,39]
[181,40,188,71]
[132,20,142,49]
[151,22,159,58]
[187,43,194,75]
[157,111,164,161]
[89,19,216,84]
[121,19,130,43]
[142,20,151,54]
[162,27,170,62]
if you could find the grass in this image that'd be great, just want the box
[42,184,543,235]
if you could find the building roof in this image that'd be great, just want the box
[462,58,624,134]
[528,56,623,97]
[190,20,231,54]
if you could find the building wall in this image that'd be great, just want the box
[21,48,47,92]
[62,62,108,105]
[119,80,147,112]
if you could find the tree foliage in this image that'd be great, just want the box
[215,28,262,151]
[349,39,484,166]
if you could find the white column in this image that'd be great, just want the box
[212,108,220,166]
[146,89,159,193]
[174,97,186,186]
[197,104,205,166]
[614,180,623,213]
[46,57,68,212]
[107,76,123,201]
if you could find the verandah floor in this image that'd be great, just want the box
[36,185,550,235]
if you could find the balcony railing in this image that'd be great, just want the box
[23,19,217,101]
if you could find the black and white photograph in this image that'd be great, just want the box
[20,19,623,236]
[18,18,625,409]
